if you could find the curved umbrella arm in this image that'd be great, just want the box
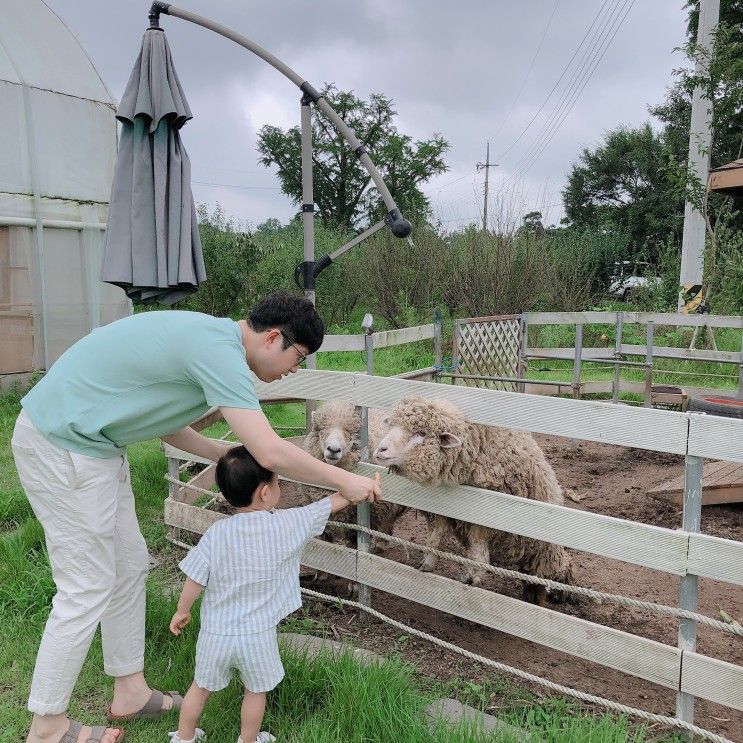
[149,1,412,239]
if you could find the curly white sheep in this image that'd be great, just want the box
[302,400,405,545]
[373,396,575,605]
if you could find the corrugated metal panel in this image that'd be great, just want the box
[0,0,114,103]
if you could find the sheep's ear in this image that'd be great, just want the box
[439,432,462,449]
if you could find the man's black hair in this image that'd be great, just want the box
[215,446,274,508]
[248,290,325,354]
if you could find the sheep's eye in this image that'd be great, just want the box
[414,431,426,438]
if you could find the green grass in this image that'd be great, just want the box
[0,327,695,742]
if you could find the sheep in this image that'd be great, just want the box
[373,396,575,606]
[302,399,406,546]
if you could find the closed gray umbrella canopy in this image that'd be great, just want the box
[101,28,206,305]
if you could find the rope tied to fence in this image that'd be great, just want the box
[301,587,735,743]
[163,473,743,638]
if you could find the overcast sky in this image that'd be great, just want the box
[46,0,688,231]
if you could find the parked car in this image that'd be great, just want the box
[607,261,661,301]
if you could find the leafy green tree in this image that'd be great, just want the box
[257,85,449,230]
[179,205,261,318]
[562,124,683,262]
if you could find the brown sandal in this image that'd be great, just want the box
[59,719,125,743]
[106,689,182,721]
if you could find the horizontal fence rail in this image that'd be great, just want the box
[252,369,743,463]
[303,539,683,689]
[526,311,743,329]
[318,324,435,353]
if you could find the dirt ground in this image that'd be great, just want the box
[286,437,743,741]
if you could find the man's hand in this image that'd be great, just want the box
[169,609,191,636]
[337,471,382,504]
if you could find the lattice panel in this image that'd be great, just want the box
[454,318,521,391]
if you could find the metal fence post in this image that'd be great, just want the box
[518,313,529,394]
[301,96,317,433]
[644,321,654,408]
[433,308,442,383]
[451,319,461,385]
[676,453,703,728]
[357,313,374,607]
[572,324,583,399]
[613,311,623,404]
[738,321,743,401]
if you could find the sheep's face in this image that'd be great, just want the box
[373,397,466,482]
[319,422,358,464]
[374,422,461,477]
[309,406,361,466]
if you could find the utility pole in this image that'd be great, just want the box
[679,0,720,313]
[476,142,498,232]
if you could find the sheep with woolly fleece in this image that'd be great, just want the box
[302,399,405,546]
[373,396,575,605]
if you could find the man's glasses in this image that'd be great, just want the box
[281,331,308,366]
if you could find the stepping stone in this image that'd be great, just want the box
[425,698,535,742]
[280,632,385,665]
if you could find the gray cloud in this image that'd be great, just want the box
[46,0,687,229]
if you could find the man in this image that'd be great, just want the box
[11,290,381,743]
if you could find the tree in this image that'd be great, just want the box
[561,124,683,262]
[257,85,449,230]
[179,205,261,318]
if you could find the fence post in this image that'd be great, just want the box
[738,321,743,401]
[167,456,181,543]
[433,308,443,383]
[644,321,654,408]
[676,453,703,728]
[451,319,461,385]
[612,311,623,404]
[572,324,583,400]
[357,313,374,608]
[518,313,528,394]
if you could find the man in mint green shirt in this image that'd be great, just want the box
[12,291,381,743]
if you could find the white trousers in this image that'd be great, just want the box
[11,410,150,715]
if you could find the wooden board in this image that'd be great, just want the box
[680,651,743,712]
[687,532,743,587]
[253,370,691,456]
[303,539,682,690]
[648,460,743,506]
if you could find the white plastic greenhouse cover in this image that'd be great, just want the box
[0,0,130,378]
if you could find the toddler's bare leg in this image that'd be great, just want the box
[240,690,266,743]
[177,682,210,741]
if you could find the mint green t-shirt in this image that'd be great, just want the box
[22,311,260,458]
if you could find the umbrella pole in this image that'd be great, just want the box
[300,96,317,432]
[148,2,412,244]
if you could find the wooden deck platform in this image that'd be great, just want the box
[649,460,743,506]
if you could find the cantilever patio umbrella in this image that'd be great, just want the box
[101,25,205,304]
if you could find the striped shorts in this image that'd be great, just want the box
[194,626,285,693]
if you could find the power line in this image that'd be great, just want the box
[493,0,613,162]
[489,0,561,145]
[505,0,634,181]
[494,0,635,194]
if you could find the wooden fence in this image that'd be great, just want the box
[164,370,743,738]
[450,311,743,405]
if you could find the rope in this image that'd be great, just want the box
[327,520,743,638]
[301,588,735,743]
[163,473,743,637]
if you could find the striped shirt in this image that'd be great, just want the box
[179,497,331,635]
